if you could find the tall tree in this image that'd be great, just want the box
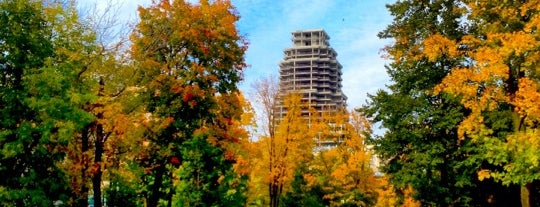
[305,110,377,207]
[244,76,279,206]
[324,111,377,206]
[267,93,313,207]
[130,0,247,206]
[44,2,138,206]
[83,5,140,206]
[0,0,98,205]
[250,75,279,140]
[362,0,521,206]
[0,1,59,205]
[426,1,540,206]
[247,76,315,207]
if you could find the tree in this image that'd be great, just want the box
[280,165,327,207]
[82,4,140,206]
[40,2,139,206]
[362,0,521,206]
[0,1,61,205]
[375,177,398,207]
[427,1,540,206]
[245,75,279,206]
[0,0,96,205]
[266,93,314,207]
[250,75,279,140]
[325,112,377,206]
[246,77,315,207]
[307,110,377,207]
[130,0,247,206]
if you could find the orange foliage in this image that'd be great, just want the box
[375,178,398,207]
[425,0,540,187]
[309,110,379,206]
[401,186,421,207]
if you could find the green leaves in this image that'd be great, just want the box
[0,0,252,206]
[0,0,70,204]
[130,1,248,205]
[363,0,529,205]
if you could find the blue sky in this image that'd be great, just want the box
[231,0,395,110]
[82,0,395,110]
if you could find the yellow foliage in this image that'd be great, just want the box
[233,157,250,176]
[375,178,398,207]
[312,111,378,206]
[426,0,540,187]
[514,78,540,120]
[423,34,458,62]
[245,93,314,205]
[303,173,318,188]
[478,169,491,181]
[401,186,421,207]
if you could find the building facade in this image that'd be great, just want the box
[276,29,347,120]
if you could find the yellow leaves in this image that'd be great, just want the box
[478,169,491,181]
[422,1,540,188]
[303,173,318,188]
[330,165,348,183]
[513,78,540,120]
[232,156,250,176]
[492,32,537,57]
[457,112,486,140]
[435,33,540,141]
[375,178,398,207]
[435,68,471,95]
[311,111,378,206]
[474,47,507,77]
[373,178,418,207]
[423,34,459,62]
[401,186,421,207]
[526,10,540,33]
[327,147,374,194]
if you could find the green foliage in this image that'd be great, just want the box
[280,168,327,207]
[0,0,96,205]
[174,134,247,207]
[0,0,251,206]
[105,174,144,207]
[362,0,523,206]
[130,0,248,206]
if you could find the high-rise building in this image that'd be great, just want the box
[276,29,347,120]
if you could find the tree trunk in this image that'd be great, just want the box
[269,182,279,207]
[167,171,174,207]
[92,77,105,207]
[75,127,90,207]
[93,120,104,207]
[523,181,540,207]
[148,164,166,207]
[92,77,107,207]
[522,185,530,207]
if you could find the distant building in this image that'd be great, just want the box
[276,29,347,121]
[276,29,347,151]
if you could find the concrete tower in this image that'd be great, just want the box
[276,29,347,120]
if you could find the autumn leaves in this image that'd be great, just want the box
[0,0,378,206]
[1,0,247,206]
[366,0,540,206]
[6,0,540,206]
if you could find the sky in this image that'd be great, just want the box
[231,0,395,110]
[81,0,395,111]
